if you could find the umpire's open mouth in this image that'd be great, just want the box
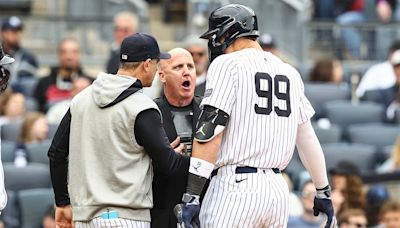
[182,80,191,89]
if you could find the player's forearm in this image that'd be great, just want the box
[192,133,223,164]
[296,121,329,189]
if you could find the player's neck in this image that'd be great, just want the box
[231,38,263,52]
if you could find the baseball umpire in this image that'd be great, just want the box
[174,4,337,228]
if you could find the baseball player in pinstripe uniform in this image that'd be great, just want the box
[174,4,337,228]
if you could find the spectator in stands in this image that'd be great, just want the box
[309,58,344,84]
[13,112,49,167]
[0,16,39,90]
[379,201,400,228]
[42,205,56,228]
[106,11,139,74]
[332,188,345,216]
[365,184,390,226]
[338,208,368,228]
[376,0,400,22]
[258,33,296,67]
[330,161,366,215]
[287,180,324,227]
[313,0,335,20]
[356,40,400,98]
[375,0,400,60]
[334,0,365,60]
[34,38,91,112]
[363,49,400,121]
[377,135,400,173]
[46,77,91,124]
[0,88,25,126]
[184,35,208,96]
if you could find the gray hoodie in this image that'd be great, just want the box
[68,72,160,221]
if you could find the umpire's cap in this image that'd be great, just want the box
[0,45,14,66]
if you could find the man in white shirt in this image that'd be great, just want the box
[0,43,15,213]
[356,40,400,98]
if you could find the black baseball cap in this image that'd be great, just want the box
[1,16,23,31]
[0,45,14,66]
[120,33,170,62]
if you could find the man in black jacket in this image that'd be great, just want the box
[151,48,203,228]
[34,38,91,112]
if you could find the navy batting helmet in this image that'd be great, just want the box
[200,4,259,62]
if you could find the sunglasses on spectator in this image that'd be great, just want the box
[301,191,315,199]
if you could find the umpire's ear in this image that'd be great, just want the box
[158,70,166,83]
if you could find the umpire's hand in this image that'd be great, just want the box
[313,185,337,228]
[174,193,200,228]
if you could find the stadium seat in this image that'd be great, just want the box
[2,190,21,228]
[1,140,16,163]
[312,122,342,144]
[1,121,23,142]
[24,97,38,112]
[322,143,377,174]
[47,123,59,141]
[324,101,385,136]
[26,140,51,165]
[304,83,351,119]
[19,188,54,228]
[348,123,400,148]
[3,163,51,191]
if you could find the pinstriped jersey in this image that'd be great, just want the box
[201,48,314,170]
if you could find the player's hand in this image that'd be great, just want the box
[174,193,200,228]
[55,205,73,228]
[171,137,185,154]
[313,185,337,228]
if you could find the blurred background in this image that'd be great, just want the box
[1,0,400,227]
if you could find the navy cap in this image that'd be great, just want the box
[1,16,23,31]
[120,33,170,62]
[0,45,14,66]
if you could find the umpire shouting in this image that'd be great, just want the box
[48,33,190,227]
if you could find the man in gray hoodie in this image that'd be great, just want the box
[48,33,190,227]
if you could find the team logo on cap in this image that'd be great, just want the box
[122,54,128,60]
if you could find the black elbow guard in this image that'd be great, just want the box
[194,105,229,143]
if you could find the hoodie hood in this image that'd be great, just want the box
[92,72,142,108]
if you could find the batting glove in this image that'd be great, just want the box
[313,185,337,228]
[174,193,200,228]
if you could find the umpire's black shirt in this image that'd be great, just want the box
[151,95,202,228]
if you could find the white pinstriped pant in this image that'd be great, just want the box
[200,166,289,228]
[75,217,150,228]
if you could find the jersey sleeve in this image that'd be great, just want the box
[297,72,315,125]
[201,56,237,114]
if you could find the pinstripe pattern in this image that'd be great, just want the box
[201,49,314,171]
[199,49,314,227]
[75,217,150,228]
[200,166,289,227]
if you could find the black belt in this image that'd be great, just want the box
[211,166,280,178]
